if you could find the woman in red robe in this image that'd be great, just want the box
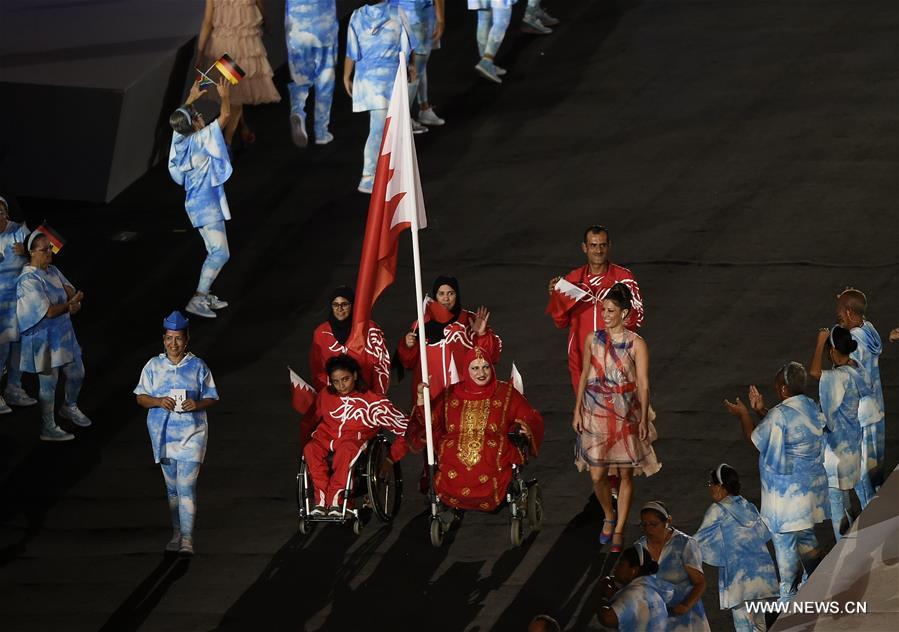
[309,285,391,395]
[391,347,544,511]
[396,275,502,405]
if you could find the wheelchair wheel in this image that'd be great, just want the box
[367,437,403,522]
[298,516,311,535]
[353,516,364,536]
[510,516,524,547]
[526,482,544,532]
[429,516,444,547]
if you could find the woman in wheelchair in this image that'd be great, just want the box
[388,347,544,511]
[304,355,408,517]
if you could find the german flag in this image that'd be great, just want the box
[214,54,246,85]
[35,223,66,254]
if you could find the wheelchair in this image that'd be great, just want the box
[296,432,403,536]
[428,432,543,548]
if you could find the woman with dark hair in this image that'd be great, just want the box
[16,231,90,441]
[303,354,408,516]
[597,544,674,631]
[135,311,219,555]
[396,275,501,404]
[694,464,778,631]
[635,501,710,631]
[573,282,659,551]
[810,326,866,530]
[309,286,390,394]
[168,78,233,319]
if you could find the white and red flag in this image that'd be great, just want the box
[510,362,524,394]
[545,277,590,323]
[349,54,427,354]
[288,366,316,415]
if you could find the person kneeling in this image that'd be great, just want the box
[303,355,408,516]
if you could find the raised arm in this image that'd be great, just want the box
[214,79,231,129]
[724,396,757,446]
[808,328,830,380]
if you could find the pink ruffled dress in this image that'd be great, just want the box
[206,0,280,106]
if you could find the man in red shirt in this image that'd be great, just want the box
[547,225,644,395]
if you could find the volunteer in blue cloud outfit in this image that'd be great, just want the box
[16,231,91,441]
[0,195,37,414]
[135,311,219,556]
[835,288,885,505]
[389,0,445,127]
[694,464,778,632]
[809,326,865,538]
[635,501,710,631]
[597,545,675,631]
[168,79,233,319]
[725,361,829,602]
[285,0,338,147]
[344,0,417,194]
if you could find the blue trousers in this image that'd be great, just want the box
[770,529,820,602]
[287,45,336,140]
[38,346,84,429]
[476,8,512,58]
[731,604,767,632]
[363,109,388,177]
[828,487,852,540]
[160,459,201,538]
[197,221,230,295]
[0,341,23,390]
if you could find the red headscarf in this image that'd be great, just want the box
[458,346,497,399]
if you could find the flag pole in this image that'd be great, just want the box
[398,51,436,471]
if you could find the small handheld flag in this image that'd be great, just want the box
[288,366,316,415]
[214,53,246,85]
[511,362,524,394]
[34,222,66,254]
[448,355,460,386]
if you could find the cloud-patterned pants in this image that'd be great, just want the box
[161,459,201,538]
[37,347,84,429]
[0,341,23,390]
[476,8,512,58]
[197,221,230,295]
[363,108,388,177]
[770,529,820,602]
[288,45,337,140]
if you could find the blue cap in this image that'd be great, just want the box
[163,310,190,331]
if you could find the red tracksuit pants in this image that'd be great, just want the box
[303,430,373,508]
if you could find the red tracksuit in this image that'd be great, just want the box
[548,264,644,394]
[303,388,408,507]
[309,320,391,395]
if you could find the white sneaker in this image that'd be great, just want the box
[40,424,75,442]
[327,506,343,517]
[179,536,194,556]
[537,7,560,26]
[315,132,334,145]
[417,108,445,126]
[165,532,181,552]
[0,396,10,415]
[411,119,429,135]
[186,295,216,319]
[310,505,326,517]
[59,404,92,427]
[475,59,503,84]
[521,13,552,35]
[290,113,308,148]
[357,175,374,194]
[206,294,228,310]
[495,65,508,77]
[4,386,37,407]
